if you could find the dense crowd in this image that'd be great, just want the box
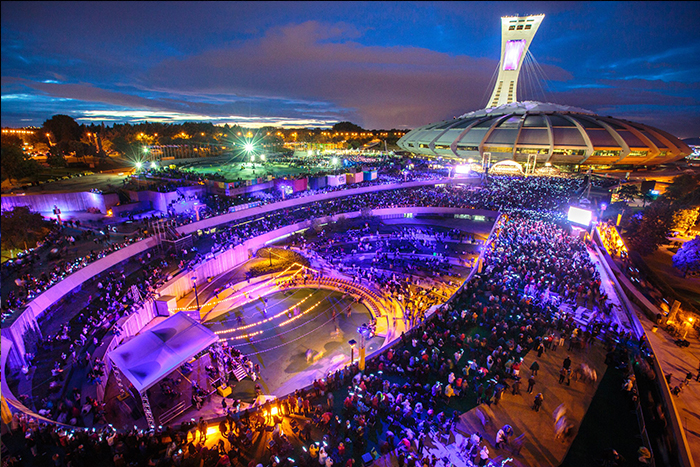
[3,171,590,319]
[4,172,625,467]
[3,207,632,467]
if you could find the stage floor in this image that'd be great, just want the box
[204,287,377,397]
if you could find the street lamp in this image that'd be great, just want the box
[348,339,357,364]
[683,317,694,340]
[192,276,200,312]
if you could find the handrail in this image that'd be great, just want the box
[594,227,695,467]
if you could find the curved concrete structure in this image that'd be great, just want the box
[397,101,691,166]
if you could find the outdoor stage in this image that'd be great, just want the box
[103,286,376,429]
[203,287,377,397]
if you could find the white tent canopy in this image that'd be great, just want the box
[109,312,219,393]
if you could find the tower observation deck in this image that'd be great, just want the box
[487,14,545,108]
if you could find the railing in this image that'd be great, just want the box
[594,227,695,467]
[631,373,656,467]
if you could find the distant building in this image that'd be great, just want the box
[398,15,691,167]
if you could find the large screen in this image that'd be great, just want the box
[567,206,592,226]
[503,39,526,70]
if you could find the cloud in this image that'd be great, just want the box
[140,21,515,128]
[1,9,697,136]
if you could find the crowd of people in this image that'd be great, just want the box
[4,171,634,467]
[3,169,591,322]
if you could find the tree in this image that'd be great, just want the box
[0,134,23,148]
[0,206,52,252]
[46,145,68,168]
[1,144,40,183]
[672,208,700,234]
[615,184,640,204]
[332,121,364,133]
[661,174,700,208]
[43,115,82,143]
[624,202,674,256]
[673,236,700,277]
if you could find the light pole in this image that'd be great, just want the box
[192,276,200,312]
[348,339,357,364]
[683,317,694,340]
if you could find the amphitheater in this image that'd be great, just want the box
[1,175,496,429]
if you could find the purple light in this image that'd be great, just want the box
[503,40,526,71]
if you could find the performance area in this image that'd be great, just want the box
[93,212,493,433]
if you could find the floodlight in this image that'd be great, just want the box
[150,162,157,169]
[331,157,339,165]
[135,162,143,169]
[244,142,254,152]
[143,147,149,153]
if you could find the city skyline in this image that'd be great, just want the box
[2,1,699,137]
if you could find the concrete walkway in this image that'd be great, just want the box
[456,344,607,467]
[635,306,700,466]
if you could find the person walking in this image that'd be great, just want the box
[527,375,536,394]
[530,361,540,376]
[537,343,545,358]
[478,445,490,466]
[563,356,572,371]
[198,416,207,442]
[512,378,521,396]
[533,393,544,412]
[684,371,693,385]
[559,367,567,384]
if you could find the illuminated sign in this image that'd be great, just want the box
[503,39,526,70]
[567,206,592,226]
[454,165,472,175]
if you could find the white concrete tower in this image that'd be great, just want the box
[487,14,545,108]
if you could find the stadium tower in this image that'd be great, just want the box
[487,14,545,108]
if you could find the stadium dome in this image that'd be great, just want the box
[397,101,691,166]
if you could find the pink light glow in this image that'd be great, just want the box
[503,40,526,71]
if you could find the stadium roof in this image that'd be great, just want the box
[397,100,690,166]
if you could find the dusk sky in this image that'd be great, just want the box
[2,1,699,137]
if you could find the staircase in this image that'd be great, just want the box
[231,361,248,381]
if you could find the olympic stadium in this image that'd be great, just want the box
[398,15,691,167]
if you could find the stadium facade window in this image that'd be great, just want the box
[592,150,621,157]
[552,148,586,156]
[517,147,549,154]
[483,146,513,153]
